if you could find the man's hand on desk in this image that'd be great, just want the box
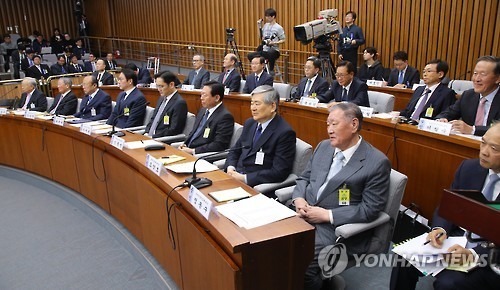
[298,205,330,224]
[393,84,407,89]
[227,167,246,182]
[450,120,474,134]
[178,143,194,154]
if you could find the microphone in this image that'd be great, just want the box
[10,96,20,110]
[449,70,471,89]
[0,85,18,108]
[105,101,150,137]
[184,145,250,189]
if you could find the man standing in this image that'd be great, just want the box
[386,51,421,88]
[183,54,211,89]
[25,55,51,80]
[48,77,77,115]
[242,56,274,94]
[225,85,296,188]
[18,77,47,111]
[292,103,391,290]
[321,61,369,107]
[92,59,114,86]
[217,53,241,92]
[290,56,330,102]
[179,81,234,154]
[74,75,112,121]
[107,68,147,128]
[144,71,187,138]
[337,11,365,74]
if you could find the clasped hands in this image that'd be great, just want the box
[294,198,330,223]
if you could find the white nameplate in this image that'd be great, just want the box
[110,135,125,150]
[53,116,65,126]
[224,87,230,95]
[299,96,319,108]
[24,111,36,119]
[80,123,93,135]
[145,154,163,176]
[359,106,374,118]
[181,84,195,91]
[367,80,384,87]
[187,185,213,220]
[0,108,7,115]
[418,118,452,136]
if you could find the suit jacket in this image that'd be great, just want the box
[137,68,153,85]
[83,61,96,72]
[292,75,330,100]
[387,66,420,87]
[92,71,114,85]
[48,91,78,115]
[26,64,51,80]
[105,60,118,70]
[75,89,112,120]
[72,46,85,59]
[144,91,188,138]
[320,77,370,107]
[242,71,274,94]
[217,69,241,92]
[106,87,147,128]
[18,89,47,112]
[68,63,85,73]
[436,88,500,136]
[184,104,235,154]
[50,63,69,75]
[21,57,33,72]
[183,68,210,89]
[400,83,457,119]
[225,115,296,187]
[292,139,391,255]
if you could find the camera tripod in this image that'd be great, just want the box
[225,31,246,79]
[313,38,335,83]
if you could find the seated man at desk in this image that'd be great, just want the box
[92,59,115,86]
[290,56,329,102]
[292,102,391,290]
[48,77,77,115]
[390,123,500,290]
[400,59,457,120]
[179,81,234,154]
[25,54,51,80]
[144,71,187,138]
[319,61,370,107]
[225,85,296,187]
[386,51,421,89]
[18,77,47,111]
[106,68,147,128]
[50,55,69,75]
[217,53,241,92]
[124,63,153,86]
[242,56,274,94]
[436,55,500,136]
[74,75,112,121]
[183,54,210,89]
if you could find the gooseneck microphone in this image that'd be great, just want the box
[0,86,19,108]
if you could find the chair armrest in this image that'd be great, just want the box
[213,159,226,170]
[154,134,187,144]
[170,141,183,149]
[335,212,390,239]
[124,125,146,132]
[275,185,296,203]
[253,174,297,195]
[193,151,229,163]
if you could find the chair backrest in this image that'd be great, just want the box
[367,91,395,113]
[46,97,54,110]
[42,54,57,64]
[142,105,155,126]
[183,112,196,135]
[239,80,246,93]
[449,80,473,95]
[292,138,313,176]
[230,123,243,147]
[273,82,293,100]
[111,101,116,111]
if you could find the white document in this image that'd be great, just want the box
[124,139,164,149]
[165,159,219,173]
[372,113,393,119]
[69,120,104,128]
[208,187,252,203]
[216,194,297,229]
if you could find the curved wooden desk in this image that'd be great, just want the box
[0,114,314,290]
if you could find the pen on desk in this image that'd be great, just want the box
[140,140,144,144]
[423,232,444,245]
[161,156,170,159]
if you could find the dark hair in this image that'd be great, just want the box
[337,60,355,74]
[307,56,322,69]
[3,34,10,39]
[203,80,225,101]
[124,63,138,71]
[70,54,78,60]
[346,11,357,20]
[121,68,138,86]
[364,47,378,60]
[393,51,408,61]
[57,54,65,61]
[32,54,41,60]
[264,8,277,17]
[251,56,266,64]
[154,70,180,86]
[426,59,449,79]
[477,55,500,76]
[331,102,363,132]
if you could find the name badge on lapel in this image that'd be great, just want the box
[91,107,96,116]
[255,149,265,165]
[203,128,210,138]
[164,115,170,125]
[339,184,350,206]
[425,106,434,118]
[123,107,130,116]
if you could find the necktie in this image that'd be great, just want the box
[317,152,345,199]
[50,95,64,115]
[483,174,499,201]
[398,70,404,84]
[222,71,230,83]
[191,71,198,85]
[92,62,96,72]
[341,88,348,101]
[109,61,113,69]
[475,97,487,126]
[61,66,66,73]
[253,124,263,147]
[28,58,33,66]
[255,75,259,84]
[87,95,93,105]
[304,79,312,96]
[188,110,209,147]
[74,65,78,71]
[97,73,102,82]
[148,97,169,136]
[22,93,32,110]
[411,88,431,120]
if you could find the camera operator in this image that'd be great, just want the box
[337,11,365,74]
[247,8,285,76]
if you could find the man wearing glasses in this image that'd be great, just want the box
[320,60,369,107]
[183,54,210,89]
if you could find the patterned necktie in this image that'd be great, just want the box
[255,75,259,84]
[148,97,169,136]
[304,79,312,96]
[483,174,499,201]
[22,93,31,110]
[398,70,404,84]
[253,124,263,147]
[317,151,345,199]
[222,70,230,83]
[411,88,431,120]
[342,88,348,101]
[50,95,64,115]
[188,110,209,147]
[475,97,487,126]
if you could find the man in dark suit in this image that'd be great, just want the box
[75,75,112,120]
[225,85,296,187]
[83,53,97,72]
[72,38,85,60]
[183,54,211,89]
[48,77,77,115]
[292,103,391,290]
[144,71,188,138]
[217,53,241,92]
[67,54,84,73]
[124,62,152,86]
[436,55,500,136]
[92,59,114,85]
[401,59,457,120]
[179,81,235,154]
[11,45,25,79]
[290,56,330,102]
[107,68,147,128]
[25,55,51,80]
[20,47,35,73]
[242,56,274,94]
[105,52,117,70]
[386,51,420,88]
[50,55,69,75]
[320,61,369,107]
[390,123,500,290]
[18,77,47,111]
[337,11,365,74]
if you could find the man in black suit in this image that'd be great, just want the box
[105,52,117,70]
[386,51,420,88]
[320,61,369,107]
[50,55,69,75]
[92,59,114,85]
[183,54,211,89]
[243,56,274,93]
[124,62,152,86]
[25,55,51,80]
[401,59,457,120]
[11,45,25,79]
[337,11,365,74]
[290,56,330,102]
[437,56,500,136]
[144,71,188,138]
[217,53,241,92]
[75,75,112,120]
[20,48,35,73]
[225,85,296,187]
[107,68,147,128]
[72,38,85,60]
[83,53,97,72]
[179,81,235,154]
[18,77,47,111]
[48,77,77,115]
[390,123,500,290]
[67,54,84,73]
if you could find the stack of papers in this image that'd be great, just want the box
[158,155,185,165]
[124,139,164,149]
[208,187,252,203]
[165,159,218,173]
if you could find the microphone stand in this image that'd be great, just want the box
[105,101,149,137]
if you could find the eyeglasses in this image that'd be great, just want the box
[422,69,437,74]
[335,73,349,78]
[192,59,202,62]
[473,71,491,77]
